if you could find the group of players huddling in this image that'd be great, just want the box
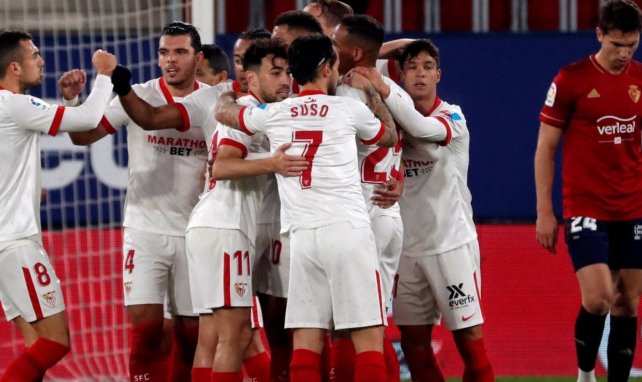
[0,1,495,381]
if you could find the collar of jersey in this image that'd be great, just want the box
[297,90,326,97]
[424,97,442,116]
[159,77,199,104]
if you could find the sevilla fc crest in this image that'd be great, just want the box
[234,282,248,298]
[124,281,133,295]
[629,85,640,103]
[42,291,57,307]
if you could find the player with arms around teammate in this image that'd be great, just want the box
[0,30,116,381]
[385,39,494,381]
[535,1,642,381]
[70,21,207,382]
[216,34,397,382]
[186,38,306,382]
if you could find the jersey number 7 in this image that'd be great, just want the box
[292,130,323,189]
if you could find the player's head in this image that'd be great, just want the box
[242,39,290,103]
[0,30,43,89]
[596,1,642,73]
[196,44,230,85]
[398,39,441,101]
[272,11,323,46]
[158,21,204,86]
[288,34,339,95]
[332,14,384,75]
[303,0,354,37]
[234,28,272,92]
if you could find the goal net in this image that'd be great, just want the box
[0,0,193,380]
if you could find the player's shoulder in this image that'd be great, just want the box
[237,94,260,107]
[437,99,466,120]
[557,56,594,79]
[626,59,642,76]
[335,84,366,103]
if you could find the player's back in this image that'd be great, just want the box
[257,91,373,232]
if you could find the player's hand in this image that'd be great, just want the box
[58,69,87,101]
[92,49,117,76]
[372,178,403,208]
[536,212,559,254]
[343,68,372,91]
[353,66,390,99]
[272,143,309,177]
[111,65,133,96]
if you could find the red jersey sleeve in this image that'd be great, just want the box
[539,69,576,129]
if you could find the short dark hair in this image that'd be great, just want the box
[599,0,642,33]
[160,21,202,52]
[288,34,337,85]
[242,39,288,72]
[274,10,323,35]
[398,39,440,68]
[238,28,272,41]
[309,0,354,28]
[339,15,384,57]
[0,30,32,79]
[202,44,229,74]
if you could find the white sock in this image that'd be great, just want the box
[577,368,597,382]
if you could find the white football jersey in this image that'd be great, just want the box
[240,90,384,232]
[0,75,113,241]
[399,98,476,256]
[181,80,235,148]
[336,76,406,220]
[187,94,267,241]
[102,78,209,236]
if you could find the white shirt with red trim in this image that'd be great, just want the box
[399,97,476,256]
[101,78,209,236]
[336,77,404,220]
[239,90,383,233]
[376,59,402,85]
[186,94,266,242]
[180,80,235,147]
[0,74,113,241]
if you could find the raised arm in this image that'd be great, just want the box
[534,122,562,254]
[214,91,244,130]
[111,65,188,131]
[378,38,413,59]
[346,73,396,148]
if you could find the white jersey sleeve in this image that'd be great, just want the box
[181,81,231,134]
[346,97,386,144]
[3,74,113,135]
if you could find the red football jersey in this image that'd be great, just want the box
[540,55,642,220]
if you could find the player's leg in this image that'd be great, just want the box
[211,307,253,380]
[372,215,403,382]
[255,223,292,381]
[325,223,387,382]
[242,297,271,382]
[0,239,69,382]
[565,218,612,381]
[393,255,444,381]
[122,228,174,382]
[168,236,200,381]
[192,313,218,382]
[427,241,493,381]
[286,228,333,382]
[605,220,642,382]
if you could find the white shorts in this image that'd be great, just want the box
[122,228,195,317]
[254,222,290,298]
[251,295,264,329]
[0,237,65,323]
[372,215,403,307]
[392,240,483,330]
[285,221,386,330]
[186,228,254,312]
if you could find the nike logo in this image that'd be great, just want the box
[462,313,476,321]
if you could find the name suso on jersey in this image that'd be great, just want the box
[539,55,642,220]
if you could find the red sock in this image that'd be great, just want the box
[404,344,445,382]
[244,351,271,381]
[291,349,321,382]
[129,321,170,382]
[192,368,212,382]
[169,322,199,382]
[211,371,243,382]
[331,339,355,382]
[354,351,386,382]
[321,335,331,382]
[0,337,69,382]
[270,345,292,381]
[383,337,400,382]
[458,338,494,382]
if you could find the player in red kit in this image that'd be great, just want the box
[535,1,642,381]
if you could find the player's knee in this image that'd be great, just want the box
[131,321,166,355]
[399,326,428,348]
[612,291,639,316]
[582,295,612,315]
[452,325,483,344]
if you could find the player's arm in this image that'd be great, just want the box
[212,142,308,180]
[372,162,405,209]
[534,122,562,254]
[378,38,413,59]
[360,86,396,147]
[214,91,245,130]
[110,65,188,131]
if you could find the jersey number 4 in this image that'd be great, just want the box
[292,130,323,189]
